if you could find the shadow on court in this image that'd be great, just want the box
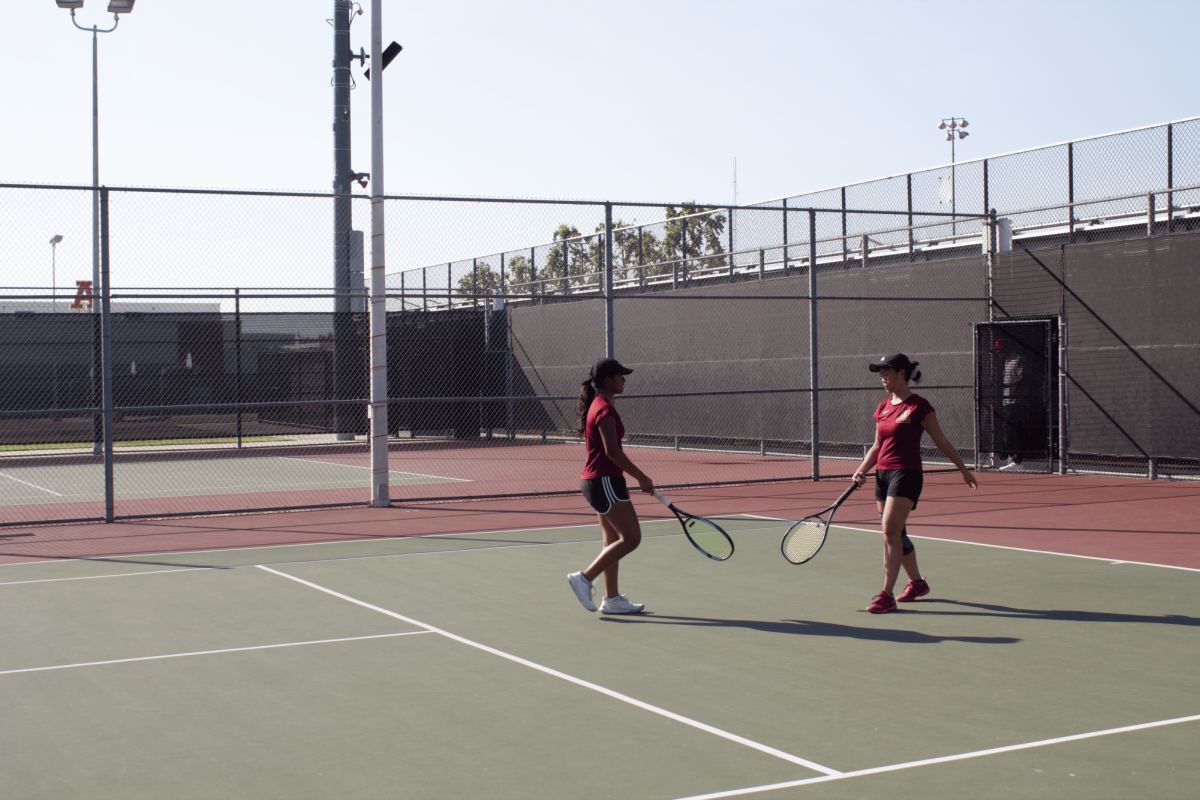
[913,599,1200,628]
[600,614,1020,645]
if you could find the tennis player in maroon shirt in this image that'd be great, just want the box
[566,357,655,615]
[852,353,977,613]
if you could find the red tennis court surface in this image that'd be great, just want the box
[2,471,1198,570]
[0,441,819,526]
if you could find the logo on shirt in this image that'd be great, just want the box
[896,408,914,423]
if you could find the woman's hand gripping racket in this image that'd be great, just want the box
[653,490,734,561]
[780,482,859,565]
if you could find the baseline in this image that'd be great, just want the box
[276,455,471,482]
[669,713,1200,799]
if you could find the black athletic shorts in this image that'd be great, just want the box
[581,476,631,515]
[875,469,923,509]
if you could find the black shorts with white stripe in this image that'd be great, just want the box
[581,476,631,515]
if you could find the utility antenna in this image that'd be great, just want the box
[733,157,738,206]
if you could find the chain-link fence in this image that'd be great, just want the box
[3,118,1198,526]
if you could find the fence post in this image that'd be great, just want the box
[1068,142,1075,244]
[447,262,452,309]
[809,209,819,482]
[782,197,789,274]
[500,253,506,296]
[1167,122,1174,233]
[681,220,688,286]
[531,246,538,305]
[758,248,764,279]
[472,258,477,308]
[1059,314,1068,475]
[841,186,848,264]
[605,202,614,359]
[235,287,242,448]
[861,234,868,270]
[99,187,114,523]
[637,226,644,289]
[906,174,914,260]
[562,240,568,295]
[727,207,734,279]
[1147,193,1156,236]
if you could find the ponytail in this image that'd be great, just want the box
[907,361,922,385]
[575,378,597,437]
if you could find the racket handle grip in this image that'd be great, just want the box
[652,490,671,508]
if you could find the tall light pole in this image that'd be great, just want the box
[50,235,64,313]
[56,0,136,452]
[937,117,970,235]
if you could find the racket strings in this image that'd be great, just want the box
[782,519,827,563]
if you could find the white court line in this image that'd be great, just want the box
[670,713,1200,799]
[734,514,1200,575]
[0,471,63,496]
[0,567,208,586]
[255,565,840,776]
[275,456,471,482]
[0,631,429,676]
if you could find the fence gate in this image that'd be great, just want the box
[975,320,1055,472]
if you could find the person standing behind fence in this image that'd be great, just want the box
[567,357,654,615]
[851,352,977,614]
[996,338,1028,471]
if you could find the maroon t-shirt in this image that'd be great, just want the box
[581,395,625,479]
[873,393,935,471]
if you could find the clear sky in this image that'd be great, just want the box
[3,0,1195,294]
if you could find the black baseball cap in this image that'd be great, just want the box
[868,352,914,373]
[591,357,633,382]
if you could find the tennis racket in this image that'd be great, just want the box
[780,482,859,565]
[653,490,734,561]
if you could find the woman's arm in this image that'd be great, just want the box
[852,426,882,487]
[598,415,653,493]
[921,411,977,490]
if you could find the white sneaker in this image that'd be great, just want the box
[998,457,1018,471]
[567,572,596,612]
[600,594,645,615]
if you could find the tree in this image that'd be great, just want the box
[663,203,727,270]
[455,261,500,298]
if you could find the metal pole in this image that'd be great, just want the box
[1167,123,1174,233]
[369,0,389,507]
[100,187,114,523]
[472,258,477,307]
[1147,193,1156,237]
[808,209,819,481]
[782,198,789,274]
[332,0,354,441]
[727,208,734,278]
[1067,142,1075,243]
[91,26,102,455]
[758,248,764,279]
[605,202,614,359]
[841,187,848,264]
[987,210,996,323]
[235,287,242,448]
[861,234,868,270]
[1058,314,1067,475]
[906,174,913,260]
[638,226,644,289]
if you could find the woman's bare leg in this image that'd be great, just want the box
[879,500,922,585]
[880,495,915,594]
[582,501,641,593]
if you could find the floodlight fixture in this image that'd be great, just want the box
[945,132,953,141]
[960,119,969,128]
[948,120,958,129]
[937,121,947,130]
[50,234,64,245]
[56,1,84,9]
[365,41,402,80]
[107,0,135,13]
[958,130,969,139]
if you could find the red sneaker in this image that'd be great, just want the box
[896,578,930,602]
[867,591,897,614]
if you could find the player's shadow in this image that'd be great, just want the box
[915,599,1200,628]
[600,614,1019,644]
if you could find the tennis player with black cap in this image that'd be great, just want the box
[851,352,977,613]
[567,357,654,614]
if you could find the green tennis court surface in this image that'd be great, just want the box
[0,456,463,506]
[2,518,1196,799]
